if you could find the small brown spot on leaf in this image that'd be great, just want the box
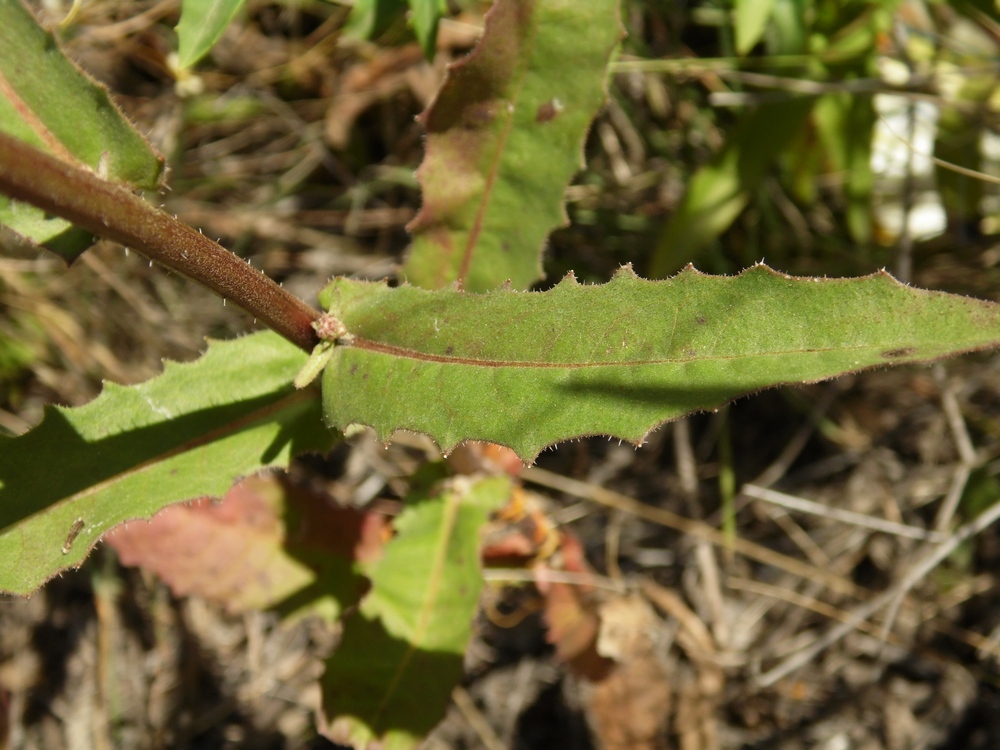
[882,347,915,359]
[62,518,84,555]
[535,98,564,122]
[696,316,706,325]
[446,346,454,355]
[463,101,497,129]
[349,364,358,375]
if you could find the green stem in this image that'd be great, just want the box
[0,132,320,352]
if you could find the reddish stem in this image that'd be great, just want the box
[0,132,321,352]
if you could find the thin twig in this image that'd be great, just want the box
[757,497,1000,687]
[482,568,627,593]
[452,686,506,750]
[879,366,979,647]
[522,466,865,599]
[742,484,945,542]
[877,110,1000,186]
[937,364,977,464]
[752,385,840,488]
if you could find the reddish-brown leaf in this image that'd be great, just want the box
[106,473,386,621]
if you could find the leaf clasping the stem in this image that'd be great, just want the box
[295,314,351,388]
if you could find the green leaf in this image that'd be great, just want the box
[0,195,92,258]
[0,0,164,259]
[344,0,408,41]
[322,475,510,750]
[765,0,808,56]
[734,0,776,55]
[650,98,814,278]
[401,0,623,292]
[408,0,444,59]
[176,0,247,70]
[320,266,1000,461]
[813,92,875,244]
[0,331,334,595]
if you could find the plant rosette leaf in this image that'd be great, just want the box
[0,331,334,596]
[401,0,623,292]
[319,265,1000,461]
[321,474,511,750]
[0,0,164,259]
[106,473,387,623]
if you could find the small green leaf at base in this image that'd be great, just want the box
[295,340,336,389]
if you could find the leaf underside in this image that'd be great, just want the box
[322,475,510,750]
[401,0,623,292]
[0,331,332,595]
[0,0,164,259]
[321,265,1000,461]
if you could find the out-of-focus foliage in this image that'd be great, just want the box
[610,0,1000,278]
[345,0,447,58]
[175,0,248,69]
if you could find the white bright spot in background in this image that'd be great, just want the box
[870,94,947,244]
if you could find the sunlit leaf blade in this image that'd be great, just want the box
[401,0,623,292]
[107,474,386,623]
[176,0,247,69]
[321,266,1000,461]
[0,331,333,595]
[0,0,164,259]
[650,99,813,277]
[322,475,510,750]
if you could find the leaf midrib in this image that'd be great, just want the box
[348,337,943,368]
[7,388,315,529]
[372,490,461,727]
[455,5,540,288]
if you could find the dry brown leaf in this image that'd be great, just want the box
[583,594,672,750]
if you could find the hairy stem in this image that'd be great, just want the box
[0,133,320,351]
